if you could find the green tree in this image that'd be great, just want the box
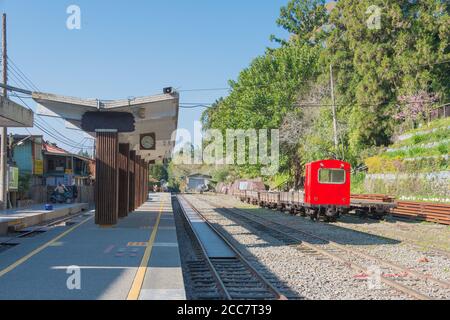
[149,164,168,182]
[201,43,321,178]
[324,0,450,157]
[271,0,329,46]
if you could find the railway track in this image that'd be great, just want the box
[194,195,450,300]
[336,215,450,260]
[175,195,288,300]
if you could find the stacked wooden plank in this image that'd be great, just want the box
[391,201,450,225]
[351,194,396,203]
[352,194,450,225]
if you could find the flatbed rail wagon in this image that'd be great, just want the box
[231,160,396,222]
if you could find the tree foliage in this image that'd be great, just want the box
[200,0,450,184]
[149,164,168,182]
[271,0,329,45]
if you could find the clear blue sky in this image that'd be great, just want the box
[0,0,288,154]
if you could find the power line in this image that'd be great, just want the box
[9,92,94,150]
[6,57,39,91]
[178,87,230,93]
[10,89,87,147]
[179,104,212,109]
[3,57,91,147]
[178,79,315,93]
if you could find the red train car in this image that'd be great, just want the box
[229,159,395,222]
[303,160,351,221]
[231,159,352,222]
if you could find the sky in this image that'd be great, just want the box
[0,0,289,155]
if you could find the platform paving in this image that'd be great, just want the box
[0,203,89,235]
[0,193,185,300]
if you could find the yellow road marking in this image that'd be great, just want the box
[127,201,164,300]
[0,215,93,279]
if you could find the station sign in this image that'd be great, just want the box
[81,111,135,133]
[34,159,44,175]
[8,166,19,191]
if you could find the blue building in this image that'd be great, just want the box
[9,135,94,206]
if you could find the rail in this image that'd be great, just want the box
[177,195,288,300]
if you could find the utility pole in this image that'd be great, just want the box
[329,64,339,153]
[0,13,7,210]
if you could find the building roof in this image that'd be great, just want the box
[43,142,69,156]
[187,173,212,179]
[42,142,94,162]
[33,91,179,162]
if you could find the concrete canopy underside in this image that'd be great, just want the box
[32,91,179,225]
[33,92,179,163]
[0,96,34,127]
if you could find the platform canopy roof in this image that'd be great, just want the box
[32,91,179,163]
[0,96,34,127]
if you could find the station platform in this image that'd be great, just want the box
[0,203,89,236]
[0,193,186,300]
[177,195,235,259]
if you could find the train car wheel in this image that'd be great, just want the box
[356,209,368,218]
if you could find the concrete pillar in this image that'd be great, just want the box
[118,143,130,218]
[95,130,119,226]
[129,150,136,212]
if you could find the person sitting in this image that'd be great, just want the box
[55,183,67,195]
[72,182,78,200]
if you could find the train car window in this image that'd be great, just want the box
[318,169,346,184]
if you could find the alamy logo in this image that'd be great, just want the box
[367,265,382,290]
[66,5,81,30]
[172,122,280,176]
[66,265,81,290]
[366,5,381,30]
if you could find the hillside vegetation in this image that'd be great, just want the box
[199,0,450,190]
[353,117,450,202]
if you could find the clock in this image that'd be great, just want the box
[140,133,156,150]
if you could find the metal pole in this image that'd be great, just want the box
[1,14,8,210]
[330,64,339,153]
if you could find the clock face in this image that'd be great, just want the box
[140,134,155,150]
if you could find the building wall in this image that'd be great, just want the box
[13,142,33,174]
[187,178,208,190]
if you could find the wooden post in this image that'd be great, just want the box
[118,143,130,218]
[129,150,136,212]
[140,158,145,204]
[144,161,148,201]
[95,130,119,226]
[135,155,141,208]
[143,160,148,202]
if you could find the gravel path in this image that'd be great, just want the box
[184,194,411,300]
[191,194,450,300]
[336,215,450,253]
[209,196,450,288]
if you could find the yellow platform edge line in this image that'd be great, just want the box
[0,215,93,278]
[127,200,164,300]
